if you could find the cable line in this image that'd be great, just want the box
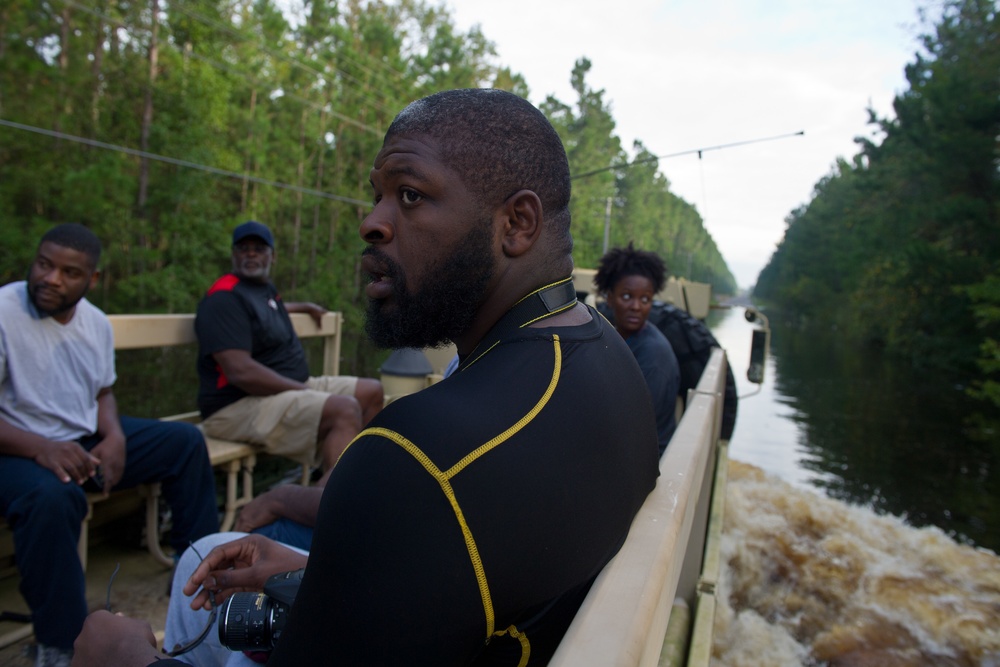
[0,119,372,207]
[571,130,805,180]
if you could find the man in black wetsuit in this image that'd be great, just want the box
[73,88,660,667]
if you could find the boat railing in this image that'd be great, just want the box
[549,347,728,667]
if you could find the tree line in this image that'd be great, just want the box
[754,0,999,411]
[0,0,736,378]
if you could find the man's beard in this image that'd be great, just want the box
[26,277,85,319]
[234,258,271,281]
[364,223,495,349]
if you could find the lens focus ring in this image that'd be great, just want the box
[219,592,269,651]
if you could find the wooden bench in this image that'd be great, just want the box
[1,311,342,570]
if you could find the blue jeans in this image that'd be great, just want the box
[0,416,219,649]
[252,518,314,551]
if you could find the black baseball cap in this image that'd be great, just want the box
[232,220,274,248]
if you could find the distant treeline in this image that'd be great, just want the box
[755,0,999,408]
[0,0,735,377]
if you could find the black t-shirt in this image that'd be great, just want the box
[626,322,680,456]
[195,274,309,418]
[266,306,659,666]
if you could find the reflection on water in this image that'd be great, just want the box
[713,461,1000,666]
[709,307,999,553]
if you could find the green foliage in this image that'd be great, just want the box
[0,0,738,381]
[755,0,999,381]
[964,272,1000,409]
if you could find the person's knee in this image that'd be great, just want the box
[354,378,384,420]
[322,394,362,423]
[168,421,208,451]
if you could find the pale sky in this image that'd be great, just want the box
[442,0,927,289]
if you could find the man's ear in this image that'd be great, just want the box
[89,269,101,291]
[500,190,543,258]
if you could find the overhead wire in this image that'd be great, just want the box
[42,0,390,199]
[10,0,509,207]
[570,131,806,181]
[0,118,372,207]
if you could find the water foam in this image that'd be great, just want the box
[712,460,1000,667]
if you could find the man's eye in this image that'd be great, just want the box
[401,188,422,205]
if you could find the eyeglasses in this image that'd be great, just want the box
[233,242,270,254]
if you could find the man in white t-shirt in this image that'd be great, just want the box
[0,223,219,667]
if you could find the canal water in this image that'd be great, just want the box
[708,305,1000,666]
[709,304,998,553]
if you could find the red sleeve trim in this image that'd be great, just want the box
[215,362,229,390]
[207,274,240,296]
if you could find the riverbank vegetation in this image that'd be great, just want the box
[754,0,999,412]
[0,0,735,379]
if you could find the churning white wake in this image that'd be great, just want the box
[712,460,1000,667]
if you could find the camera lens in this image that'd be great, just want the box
[218,592,291,651]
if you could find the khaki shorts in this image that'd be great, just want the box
[202,375,359,466]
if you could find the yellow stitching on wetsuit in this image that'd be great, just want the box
[357,336,564,643]
[333,430,366,466]
[360,426,497,636]
[511,277,571,308]
[446,336,561,478]
[493,625,531,667]
[461,339,501,371]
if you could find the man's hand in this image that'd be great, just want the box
[92,387,126,493]
[90,432,127,493]
[286,301,328,328]
[233,490,283,533]
[183,534,309,611]
[34,440,100,485]
[234,484,323,533]
[72,610,160,667]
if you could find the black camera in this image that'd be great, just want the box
[217,568,304,652]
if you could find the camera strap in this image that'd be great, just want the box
[457,277,577,372]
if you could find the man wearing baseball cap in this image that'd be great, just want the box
[193,221,383,498]
[231,220,274,248]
